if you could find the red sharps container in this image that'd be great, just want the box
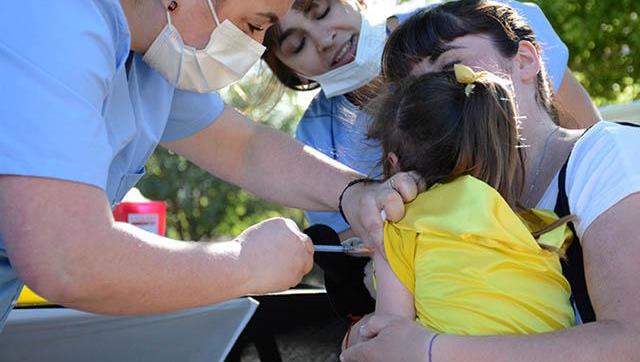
[113,201,167,236]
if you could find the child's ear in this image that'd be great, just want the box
[387,152,402,174]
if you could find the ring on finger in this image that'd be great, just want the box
[359,323,367,336]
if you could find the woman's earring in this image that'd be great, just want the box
[167,1,178,12]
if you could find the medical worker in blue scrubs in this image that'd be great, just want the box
[0,0,422,332]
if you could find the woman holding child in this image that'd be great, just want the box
[262,0,599,240]
[261,0,602,322]
[370,64,577,337]
[352,2,640,360]
[263,0,640,360]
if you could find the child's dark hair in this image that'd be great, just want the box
[369,69,525,206]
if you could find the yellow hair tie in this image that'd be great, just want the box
[454,64,489,97]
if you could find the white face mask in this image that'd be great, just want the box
[305,11,387,98]
[142,0,266,93]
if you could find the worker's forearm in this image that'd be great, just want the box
[2,175,311,316]
[163,107,363,212]
[39,222,250,315]
[241,124,361,211]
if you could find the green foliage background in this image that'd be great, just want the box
[138,0,639,241]
[535,0,639,105]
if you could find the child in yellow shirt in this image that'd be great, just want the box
[367,65,575,336]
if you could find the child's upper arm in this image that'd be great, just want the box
[383,223,417,295]
[374,251,415,319]
[374,222,418,319]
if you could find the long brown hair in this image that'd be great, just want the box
[369,70,524,207]
[382,0,558,122]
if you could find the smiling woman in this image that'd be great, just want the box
[262,0,365,91]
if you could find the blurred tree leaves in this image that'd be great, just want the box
[534,0,639,105]
[139,0,639,241]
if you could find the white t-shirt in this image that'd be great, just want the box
[538,121,640,238]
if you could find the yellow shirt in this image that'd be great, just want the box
[384,176,575,335]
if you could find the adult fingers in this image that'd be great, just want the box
[358,195,385,247]
[359,313,395,339]
[344,313,374,349]
[379,172,422,222]
[407,171,428,193]
[284,218,314,255]
[388,172,420,203]
[377,184,405,223]
[340,340,374,362]
[282,218,314,274]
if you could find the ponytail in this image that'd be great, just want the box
[369,68,525,206]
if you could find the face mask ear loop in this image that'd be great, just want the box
[164,3,173,26]
[166,12,173,26]
[164,2,182,85]
[206,0,222,26]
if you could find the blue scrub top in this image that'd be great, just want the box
[296,1,569,233]
[0,0,224,330]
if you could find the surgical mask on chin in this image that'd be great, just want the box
[304,12,387,98]
[142,0,266,93]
